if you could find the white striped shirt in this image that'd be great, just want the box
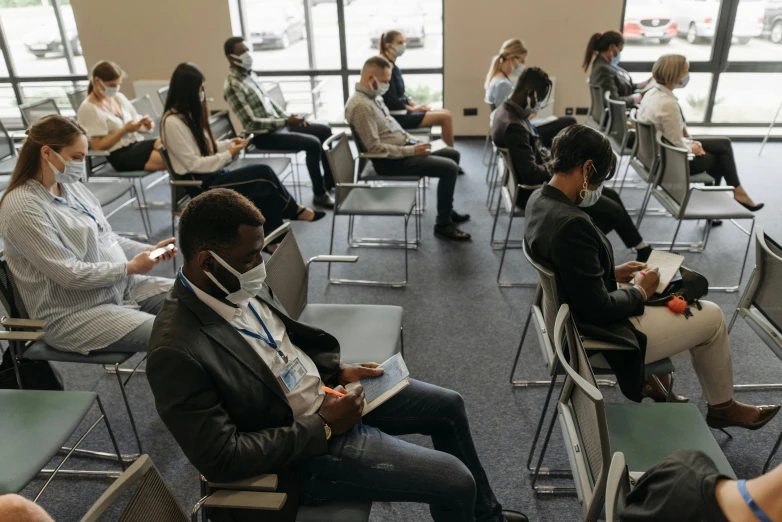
[0,180,172,353]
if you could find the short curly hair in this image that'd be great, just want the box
[179,188,265,261]
[549,124,616,184]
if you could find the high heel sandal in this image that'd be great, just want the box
[295,207,326,222]
[706,401,780,432]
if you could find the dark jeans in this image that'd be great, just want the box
[194,164,299,237]
[252,123,334,196]
[689,136,741,188]
[299,379,505,522]
[583,186,643,248]
[372,147,460,226]
[535,116,577,148]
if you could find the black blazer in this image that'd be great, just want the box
[491,101,550,210]
[147,279,342,522]
[382,62,409,111]
[524,184,646,401]
[589,53,638,107]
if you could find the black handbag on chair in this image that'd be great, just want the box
[646,267,709,314]
[0,346,64,390]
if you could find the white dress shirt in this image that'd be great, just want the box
[637,85,689,149]
[181,273,325,419]
[161,113,233,175]
[77,93,145,151]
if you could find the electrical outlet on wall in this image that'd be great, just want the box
[576,107,589,115]
[565,108,574,116]
[463,108,478,116]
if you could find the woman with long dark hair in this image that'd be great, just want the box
[0,115,176,354]
[524,124,779,429]
[584,30,652,107]
[161,63,324,251]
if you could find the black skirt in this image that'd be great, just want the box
[391,111,426,129]
[108,139,157,172]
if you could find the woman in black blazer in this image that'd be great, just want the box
[584,30,652,107]
[378,30,454,148]
[524,124,778,430]
[492,68,650,261]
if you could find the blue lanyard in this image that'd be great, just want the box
[177,270,286,360]
[738,480,773,522]
[54,188,104,232]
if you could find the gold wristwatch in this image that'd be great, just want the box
[317,413,332,440]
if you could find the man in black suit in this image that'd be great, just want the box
[146,189,526,522]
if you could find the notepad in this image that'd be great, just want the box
[428,139,448,153]
[346,353,410,416]
[646,250,685,294]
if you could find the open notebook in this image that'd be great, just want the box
[428,139,448,153]
[346,353,410,416]
[646,250,685,294]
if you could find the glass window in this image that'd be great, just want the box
[711,73,782,122]
[0,2,86,76]
[20,81,87,118]
[621,0,725,63]
[346,0,442,70]
[245,0,340,71]
[631,71,712,123]
[728,0,782,61]
[259,75,344,123]
[0,84,19,126]
[348,72,443,108]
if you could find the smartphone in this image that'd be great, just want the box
[149,244,175,260]
[244,133,254,143]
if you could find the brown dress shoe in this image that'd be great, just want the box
[707,401,781,431]
[642,374,689,403]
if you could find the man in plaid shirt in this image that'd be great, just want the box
[223,36,335,209]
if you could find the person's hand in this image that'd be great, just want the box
[410,105,430,112]
[286,115,306,126]
[145,237,177,262]
[414,143,431,156]
[528,113,538,120]
[228,140,248,157]
[318,385,364,435]
[127,251,159,275]
[231,137,245,145]
[123,120,144,133]
[633,267,660,299]
[139,115,154,129]
[337,363,383,386]
[631,93,643,105]
[690,140,706,156]
[615,261,647,284]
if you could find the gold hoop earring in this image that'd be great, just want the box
[579,175,589,200]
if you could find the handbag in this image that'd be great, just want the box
[0,347,64,390]
[646,266,709,317]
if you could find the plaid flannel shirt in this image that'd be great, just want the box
[223,68,289,132]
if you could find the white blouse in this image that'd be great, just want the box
[161,113,232,175]
[77,92,144,152]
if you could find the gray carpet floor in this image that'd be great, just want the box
[16,140,782,522]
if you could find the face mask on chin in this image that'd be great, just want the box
[204,250,266,305]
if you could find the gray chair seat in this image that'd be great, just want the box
[230,156,291,177]
[606,402,736,479]
[337,187,416,216]
[359,163,420,183]
[25,340,132,365]
[682,190,755,220]
[0,389,97,494]
[0,156,17,175]
[690,173,715,185]
[84,182,134,207]
[406,126,433,135]
[88,164,152,179]
[297,500,372,522]
[297,304,402,364]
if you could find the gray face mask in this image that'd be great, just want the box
[391,43,406,57]
[676,73,690,89]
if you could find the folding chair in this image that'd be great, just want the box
[727,226,782,470]
[549,304,734,520]
[0,253,145,461]
[19,98,62,128]
[66,88,88,113]
[0,120,18,176]
[323,133,417,288]
[263,223,403,364]
[157,85,169,107]
[0,389,124,502]
[586,83,608,132]
[648,135,755,292]
[605,452,630,522]
[130,94,161,140]
[604,97,636,195]
[485,111,504,212]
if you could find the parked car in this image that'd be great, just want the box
[248,4,305,49]
[369,1,426,48]
[624,0,678,44]
[24,20,82,58]
[671,0,766,44]
[763,0,782,43]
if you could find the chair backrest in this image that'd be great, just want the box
[522,240,560,347]
[605,452,630,522]
[0,120,16,162]
[655,133,691,217]
[210,111,238,141]
[67,88,88,113]
[498,146,545,214]
[587,84,605,128]
[0,251,30,321]
[79,455,189,522]
[630,115,659,182]
[131,94,159,118]
[158,144,195,212]
[19,98,60,128]
[266,82,287,112]
[605,97,629,154]
[553,304,611,521]
[323,133,355,186]
[347,123,372,175]
[264,224,308,319]
[157,86,169,107]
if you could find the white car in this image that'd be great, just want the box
[671,0,766,44]
[369,1,426,48]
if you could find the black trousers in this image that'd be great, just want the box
[689,136,741,188]
[191,164,299,240]
[583,187,643,248]
[252,123,334,196]
[372,147,460,226]
[535,116,577,148]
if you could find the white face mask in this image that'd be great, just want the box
[46,149,84,184]
[103,86,119,98]
[511,62,525,75]
[371,77,390,97]
[204,250,266,305]
[231,52,254,71]
[391,43,406,57]
[578,165,604,208]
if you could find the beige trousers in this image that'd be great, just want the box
[629,300,734,405]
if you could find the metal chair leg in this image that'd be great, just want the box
[115,362,144,456]
[497,207,535,288]
[509,308,545,386]
[532,399,576,494]
[764,429,782,473]
[527,366,560,472]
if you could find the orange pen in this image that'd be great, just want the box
[322,386,346,397]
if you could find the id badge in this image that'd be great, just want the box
[279,358,307,393]
[99,232,126,263]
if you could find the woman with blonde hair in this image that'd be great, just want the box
[638,54,763,211]
[485,39,575,147]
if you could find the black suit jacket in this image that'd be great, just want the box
[382,62,409,111]
[491,101,550,210]
[589,53,637,107]
[147,279,342,522]
[524,184,646,401]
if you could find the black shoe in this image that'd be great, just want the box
[434,223,471,241]
[711,219,723,227]
[313,193,335,209]
[737,200,764,212]
[636,245,653,263]
[458,166,466,175]
[451,210,471,224]
[295,207,326,222]
[502,510,529,522]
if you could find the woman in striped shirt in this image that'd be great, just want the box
[0,115,176,354]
